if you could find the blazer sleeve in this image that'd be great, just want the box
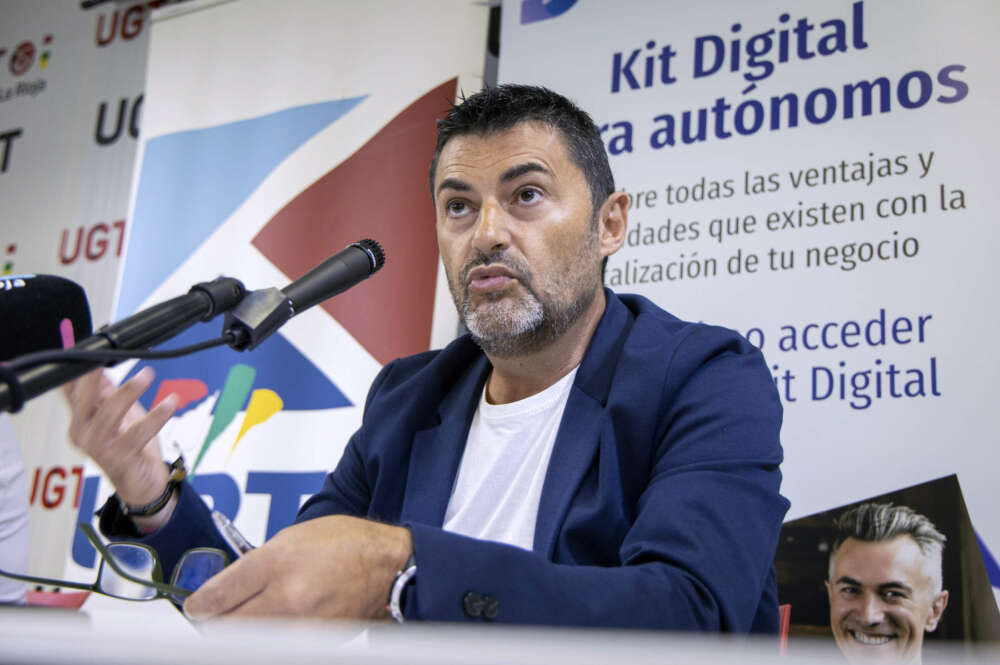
[402,326,788,631]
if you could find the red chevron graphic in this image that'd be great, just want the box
[253,79,457,365]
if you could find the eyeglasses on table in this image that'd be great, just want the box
[0,522,228,605]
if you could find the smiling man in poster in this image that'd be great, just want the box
[827,502,950,663]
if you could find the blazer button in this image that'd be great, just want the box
[483,595,499,620]
[463,592,484,618]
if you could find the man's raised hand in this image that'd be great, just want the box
[62,367,179,530]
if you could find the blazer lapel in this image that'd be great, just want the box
[533,387,603,558]
[400,355,490,526]
[533,291,633,558]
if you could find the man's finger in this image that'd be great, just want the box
[62,368,104,415]
[210,586,281,618]
[121,394,177,449]
[89,367,155,440]
[183,551,268,621]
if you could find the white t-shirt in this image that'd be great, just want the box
[442,367,578,551]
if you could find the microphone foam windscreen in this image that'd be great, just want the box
[0,274,93,362]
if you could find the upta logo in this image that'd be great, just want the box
[122,324,352,476]
[521,0,577,25]
[71,314,352,570]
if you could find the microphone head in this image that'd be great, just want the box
[353,238,386,274]
[0,274,92,362]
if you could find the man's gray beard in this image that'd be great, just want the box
[460,279,596,359]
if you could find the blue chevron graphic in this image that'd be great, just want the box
[117,95,366,318]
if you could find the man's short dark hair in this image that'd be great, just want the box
[831,502,946,589]
[429,84,615,213]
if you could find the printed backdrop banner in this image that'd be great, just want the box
[62,0,484,580]
[499,0,999,599]
[2,0,159,578]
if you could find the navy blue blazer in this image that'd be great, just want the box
[104,290,788,630]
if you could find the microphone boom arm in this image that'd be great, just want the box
[0,277,245,413]
[1,238,385,411]
[223,239,385,351]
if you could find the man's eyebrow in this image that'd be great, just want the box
[436,163,552,196]
[833,577,914,594]
[436,177,471,196]
[834,576,862,586]
[500,162,551,183]
[878,582,913,594]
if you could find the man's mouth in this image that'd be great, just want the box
[849,630,895,646]
[466,265,517,293]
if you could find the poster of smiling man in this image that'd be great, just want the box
[775,475,1000,662]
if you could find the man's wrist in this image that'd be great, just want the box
[117,456,185,533]
[130,490,178,533]
[374,524,413,620]
[389,552,417,623]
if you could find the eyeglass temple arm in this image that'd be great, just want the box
[0,565,96,593]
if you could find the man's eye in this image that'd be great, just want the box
[882,590,906,601]
[839,586,860,596]
[517,188,541,204]
[447,200,469,216]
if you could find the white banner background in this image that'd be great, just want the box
[498,0,999,589]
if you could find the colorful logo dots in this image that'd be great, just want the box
[40,34,52,69]
[3,244,16,275]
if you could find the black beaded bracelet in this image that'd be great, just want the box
[118,456,187,517]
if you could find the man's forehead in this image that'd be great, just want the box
[831,535,933,586]
[434,122,574,185]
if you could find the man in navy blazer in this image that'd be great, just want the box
[67,84,788,629]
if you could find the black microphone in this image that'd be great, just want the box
[224,239,386,351]
[284,238,386,314]
[0,274,93,362]
[0,275,245,413]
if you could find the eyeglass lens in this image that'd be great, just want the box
[97,544,157,600]
[170,550,226,602]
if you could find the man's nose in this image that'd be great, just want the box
[858,594,886,625]
[470,199,510,255]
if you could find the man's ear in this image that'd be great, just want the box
[825,579,833,603]
[598,191,628,259]
[925,590,949,632]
